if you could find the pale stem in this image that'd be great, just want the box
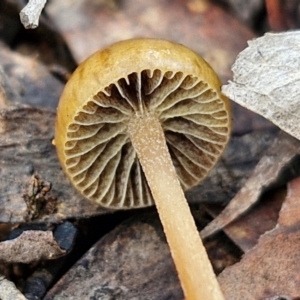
[128,114,224,300]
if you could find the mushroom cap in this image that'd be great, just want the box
[55,38,231,209]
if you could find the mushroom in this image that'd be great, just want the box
[54,39,231,299]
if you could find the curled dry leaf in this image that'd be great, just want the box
[201,131,300,238]
[221,187,286,252]
[0,231,65,263]
[23,174,57,221]
[218,176,300,299]
[21,222,78,300]
[222,31,300,140]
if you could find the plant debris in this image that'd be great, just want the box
[218,177,300,299]
[223,31,300,140]
[0,105,109,223]
[23,174,57,221]
[0,230,65,264]
[0,275,27,300]
[20,0,47,29]
[201,131,300,239]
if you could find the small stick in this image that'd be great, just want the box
[20,0,47,29]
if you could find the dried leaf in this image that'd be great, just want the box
[0,231,65,263]
[0,41,62,109]
[46,0,254,83]
[218,177,300,299]
[278,177,300,227]
[219,187,285,252]
[187,129,277,207]
[201,132,300,238]
[0,66,20,108]
[223,31,300,140]
[45,210,241,299]
[0,105,109,223]
[0,276,27,300]
[22,174,58,221]
[44,214,183,300]
[20,222,78,300]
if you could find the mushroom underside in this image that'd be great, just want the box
[63,69,229,209]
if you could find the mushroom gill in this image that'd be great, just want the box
[63,69,229,209]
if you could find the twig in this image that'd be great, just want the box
[19,0,47,29]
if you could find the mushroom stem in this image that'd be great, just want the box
[128,113,224,300]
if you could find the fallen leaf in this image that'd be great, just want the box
[278,176,300,227]
[0,41,63,109]
[187,128,277,205]
[22,174,58,221]
[46,0,254,82]
[0,275,27,300]
[218,177,300,299]
[44,211,240,299]
[14,222,78,300]
[0,230,65,263]
[219,187,285,252]
[201,131,300,238]
[0,105,109,223]
[44,213,183,300]
[223,31,300,140]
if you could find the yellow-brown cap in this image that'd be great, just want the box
[54,38,231,209]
